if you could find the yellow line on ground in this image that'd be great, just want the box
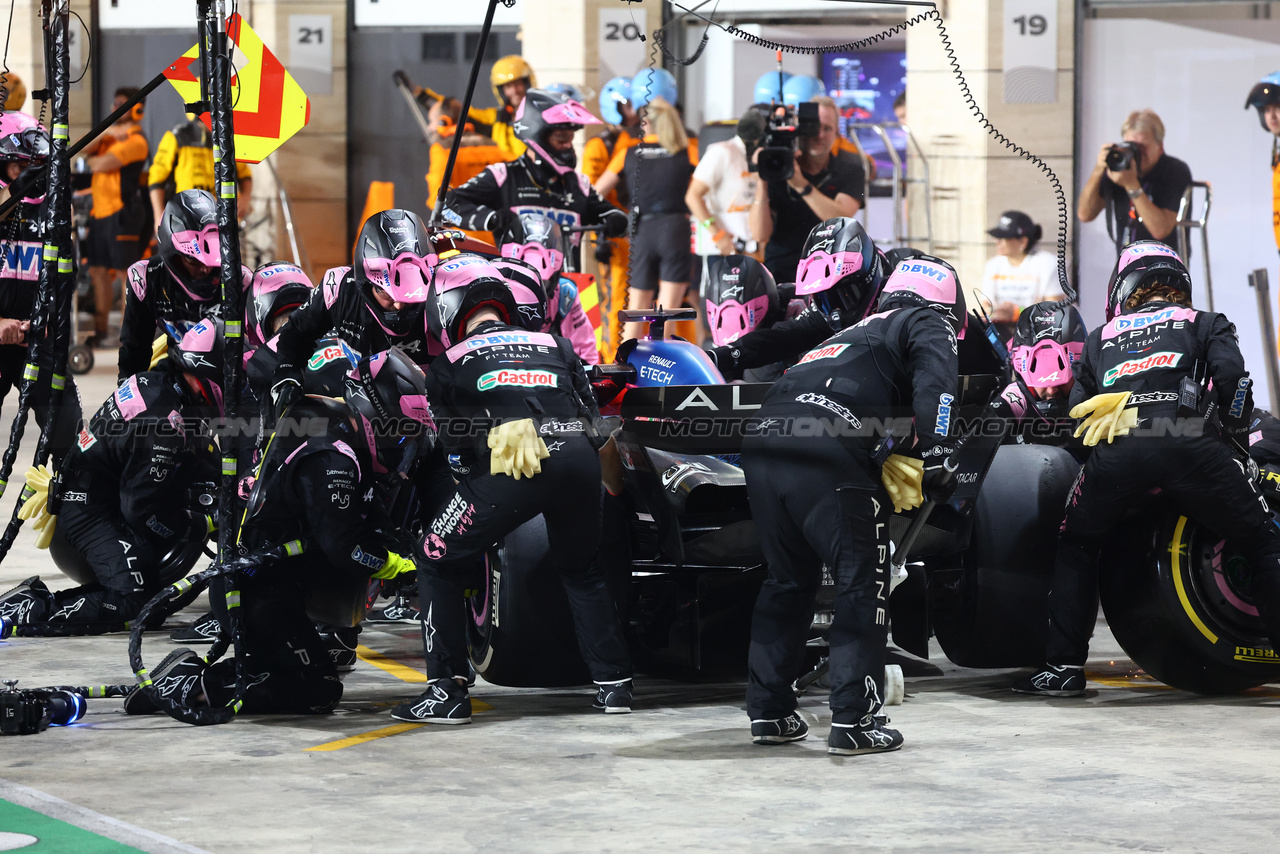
[305,722,424,751]
[355,644,429,682]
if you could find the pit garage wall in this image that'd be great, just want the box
[1078,14,1280,405]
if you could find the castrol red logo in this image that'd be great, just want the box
[476,369,558,391]
[797,343,849,365]
[1102,351,1181,386]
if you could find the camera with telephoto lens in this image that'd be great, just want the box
[0,680,86,735]
[1106,141,1142,172]
[753,102,821,183]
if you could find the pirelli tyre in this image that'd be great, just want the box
[1099,496,1280,694]
[930,443,1080,667]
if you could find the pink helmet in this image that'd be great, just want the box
[499,212,566,309]
[1009,301,1087,390]
[247,262,313,347]
[513,89,597,175]
[794,218,884,326]
[0,111,49,204]
[490,257,549,332]
[702,255,778,346]
[426,253,519,349]
[157,190,223,302]
[878,255,967,337]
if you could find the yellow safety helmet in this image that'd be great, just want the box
[490,55,536,107]
[1,71,25,111]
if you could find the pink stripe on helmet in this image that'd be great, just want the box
[181,318,220,354]
[794,250,864,296]
[1118,242,1180,275]
[502,242,564,285]
[706,294,771,346]
[883,259,959,305]
[541,101,596,126]
[399,394,435,428]
[1011,340,1074,389]
[253,263,311,295]
[433,255,504,292]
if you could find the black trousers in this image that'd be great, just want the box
[416,436,631,684]
[1047,433,1280,665]
[0,341,81,466]
[51,501,165,628]
[742,436,891,724]
[205,559,343,715]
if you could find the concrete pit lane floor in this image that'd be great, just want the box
[3,361,1280,854]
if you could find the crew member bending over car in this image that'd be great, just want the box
[124,349,430,716]
[392,265,631,725]
[0,321,224,633]
[741,254,964,755]
[1014,242,1280,696]
[995,300,1088,451]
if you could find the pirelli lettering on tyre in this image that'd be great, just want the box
[476,369,558,391]
[1233,645,1280,663]
[1102,352,1182,387]
[797,343,849,365]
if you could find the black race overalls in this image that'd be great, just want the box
[445,151,627,270]
[418,320,630,684]
[741,306,958,724]
[204,418,404,714]
[118,257,252,381]
[52,371,213,629]
[0,200,81,463]
[1046,300,1280,665]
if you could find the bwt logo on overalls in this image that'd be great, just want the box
[2,242,41,281]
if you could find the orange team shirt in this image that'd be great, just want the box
[90,130,149,219]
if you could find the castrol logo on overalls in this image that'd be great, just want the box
[477,369,558,391]
[1102,351,1181,386]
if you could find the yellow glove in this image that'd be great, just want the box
[17,464,56,549]
[488,419,550,480]
[372,551,417,580]
[149,335,169,370]
[880,454,924,513]
[1071,392,1138,446]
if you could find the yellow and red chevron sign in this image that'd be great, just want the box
[162,14,310,164]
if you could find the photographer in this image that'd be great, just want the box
[749,96,864,284]
[1078,110,1190,254]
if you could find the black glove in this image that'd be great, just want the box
[270,378,302,423]
[594,238,615,265]
[8,162,48,200]
[706,346,743,382]
[920,444,957,502]
[599,211,628,238]
[488,209,522,243]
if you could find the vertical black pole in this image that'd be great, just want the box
[205,0,244,574]
[0,0,74,563]
[429,0,500,226]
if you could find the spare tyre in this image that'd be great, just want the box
[1100,495,1280,693]
[931,443,1080,667]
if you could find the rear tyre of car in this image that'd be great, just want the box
[931,444,1080,668]
[1100,496,1280,693]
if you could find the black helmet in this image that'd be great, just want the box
[702,255,778,346]
[1246,72,1280,130]
[499,212,566,301]
[169,317,225,411]
[513,88,596,174]
[490,257,549,332]
[878,253,967,336]
[157,190,222,303]
[1105,241,1191,321]
[1009,302,1088,393]
[344,349,436,475]
[247,261,313,347]
[794,218,884,328]
[426,253,519,349]
[354,209,434,336]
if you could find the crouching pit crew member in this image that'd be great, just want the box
[392,263,631,724]
[1014,242,1280,696]
[741,255,964,755]
[0,321,224,634]
[996,300,1089,452]
[124,348,432,715]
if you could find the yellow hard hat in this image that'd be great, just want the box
[490,55,536,107]
[1,72,25,111]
